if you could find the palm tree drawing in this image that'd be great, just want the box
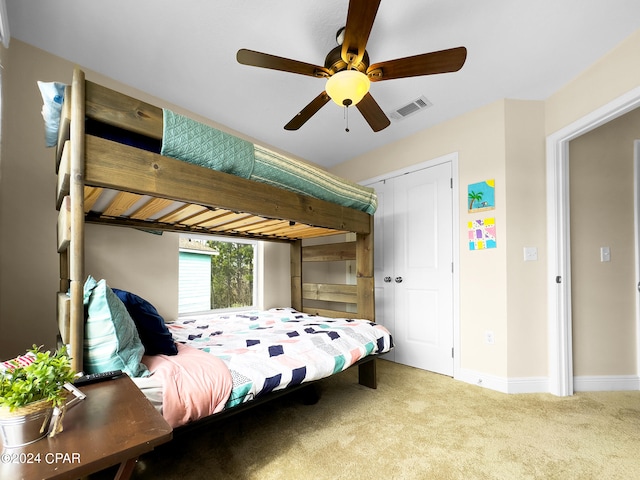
[468,190,483,210]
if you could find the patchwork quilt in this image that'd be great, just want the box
[167,308,393,409]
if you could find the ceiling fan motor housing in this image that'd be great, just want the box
[324,45,370,75]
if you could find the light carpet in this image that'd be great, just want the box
[92,359,640,479]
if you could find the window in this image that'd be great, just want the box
[178,235,257,314]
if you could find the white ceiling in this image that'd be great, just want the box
[6,0,640,168]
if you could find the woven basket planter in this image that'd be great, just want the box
[0,398,55,448]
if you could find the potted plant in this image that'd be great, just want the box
[0,345,76,447]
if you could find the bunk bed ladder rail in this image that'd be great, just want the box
[56,68,86,373]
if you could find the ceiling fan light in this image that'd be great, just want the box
[325,70,370,107]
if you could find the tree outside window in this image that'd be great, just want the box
[208,240,254,309]
[178,237,255,313]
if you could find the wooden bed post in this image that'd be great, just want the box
[357,216,377,388]
[356,215,375,321]
[290,240,302,312]
[68,68,86,373]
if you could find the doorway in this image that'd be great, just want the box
[546,85,640,396]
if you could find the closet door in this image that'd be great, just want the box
[373,162,454,375]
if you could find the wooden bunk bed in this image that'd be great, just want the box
[54,68,385,424]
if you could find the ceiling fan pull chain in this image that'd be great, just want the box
[345,105,350,132]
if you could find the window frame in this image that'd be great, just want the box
[178,234,261,316]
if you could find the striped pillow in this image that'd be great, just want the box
[83,276,148,377]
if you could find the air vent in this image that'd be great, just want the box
[388,96,433,121]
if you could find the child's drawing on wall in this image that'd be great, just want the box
[468,217,496,250]
[468,179,495,213]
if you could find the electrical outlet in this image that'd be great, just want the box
[485,330,495,344]
[523,246,538,262]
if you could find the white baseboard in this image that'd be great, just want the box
[574,375,640,392]
[456,368,640,394]
[456,368,547,394]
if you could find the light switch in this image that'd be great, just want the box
[600,247,611,262]
[523,247,538,262]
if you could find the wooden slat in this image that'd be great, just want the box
[261,222,343,239]
[356,216,375,321]
[84,186,102,212]
[302,283,357,304]
[103,191,143,217]
[59,249,69,293]
[180,209,222,227]
[158,203,209,224]
[303,242,356,262]
[129,197,175,220]
[259,222,308,237]
[83,135,371,235]
[56,141,71,210]
[290,241,302,311]
[85,81,163,139]
[84,215,288,241]
[289,227,343,239]
[203,213,266,231]
[301,307,362,319]
[234,218,283,234]
[57,293,70,345]
[57,196,71,252]
[250,220,295,235]
[192,209,234,226]
[196,211,249,229]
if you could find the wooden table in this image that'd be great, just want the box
[0,374,172,480]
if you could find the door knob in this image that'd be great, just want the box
[383,276,392,283]
[395,276,403,283]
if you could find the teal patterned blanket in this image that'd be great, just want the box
[161,109,377,214]
[168,308,393,409]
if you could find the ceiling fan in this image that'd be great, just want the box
[237,0,467,132]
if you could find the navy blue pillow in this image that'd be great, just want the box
[111,289,178,356]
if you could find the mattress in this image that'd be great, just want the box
[169,308,392,410]
[161,110,377,214]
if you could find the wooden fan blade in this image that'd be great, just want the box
[356,93,390,132]
[237,49,330,78]
[284,92,331,130]
[367,46,467,82]
[341,0,381,66]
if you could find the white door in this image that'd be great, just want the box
[372,162,454,375]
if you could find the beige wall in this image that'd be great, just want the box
[569,107,640,376]
[85,225,178,320]
[1,41,65,358]
[504,100,547,377]
[332,98,548,379]
[546,29,640,136]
